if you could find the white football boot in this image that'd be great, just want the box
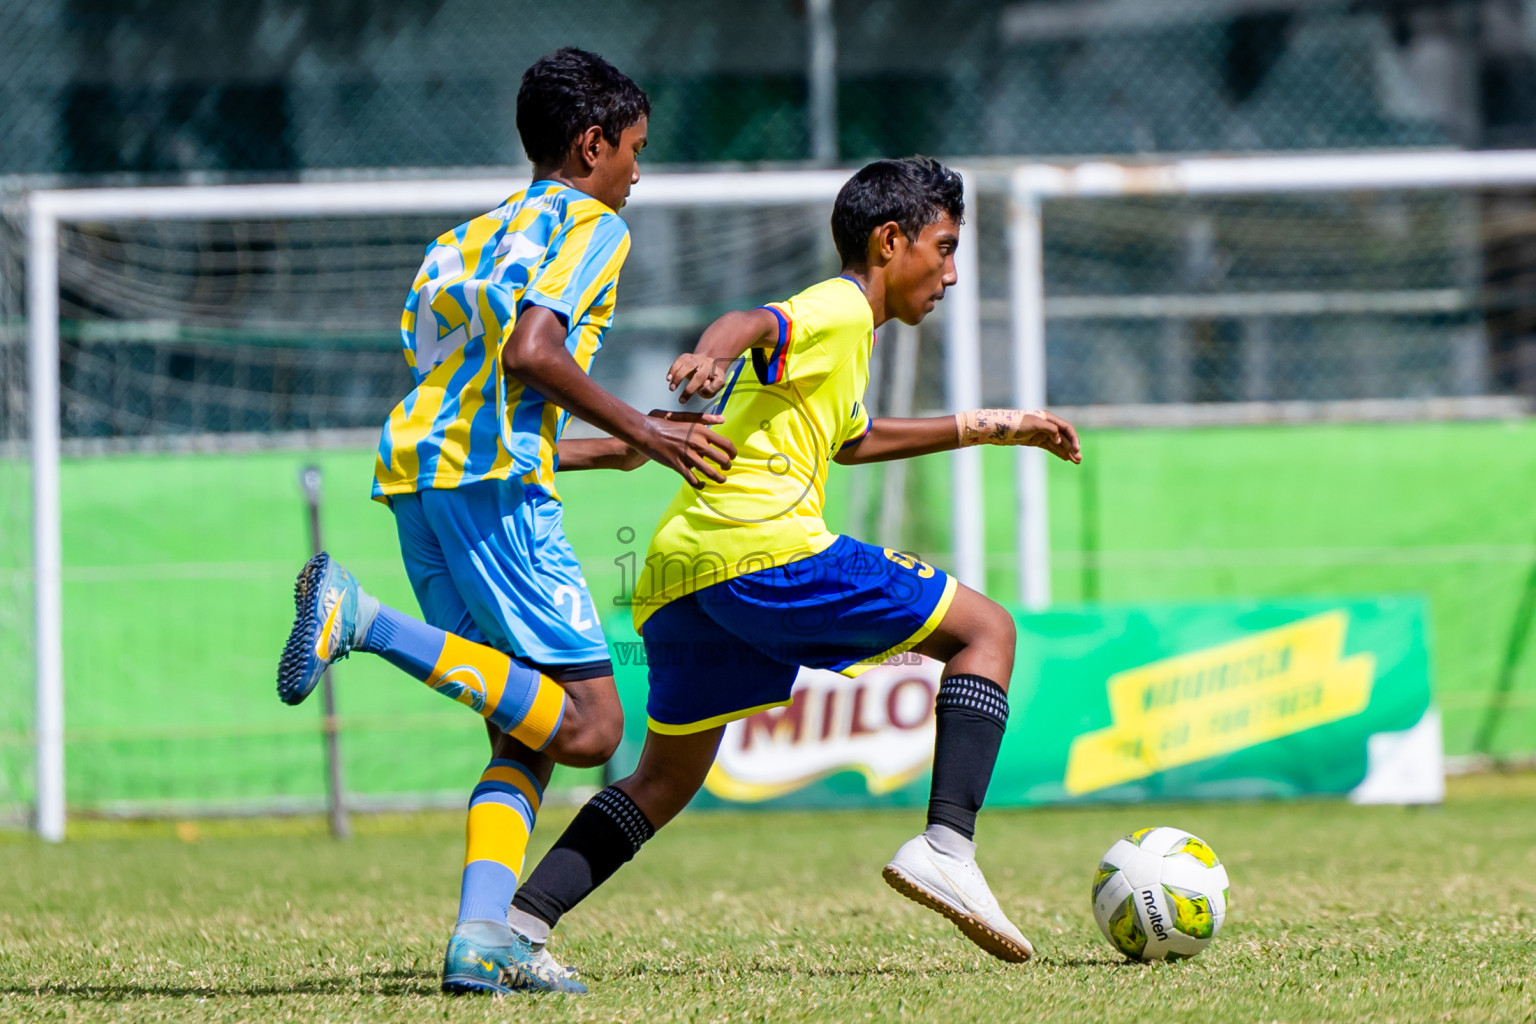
[882,826,1034,963]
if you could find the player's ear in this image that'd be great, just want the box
[575,125,605,171]
[871,221,902,265]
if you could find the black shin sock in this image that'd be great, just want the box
[511,785,655,929]
[927,674,1009,840]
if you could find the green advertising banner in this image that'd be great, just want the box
[605,596,1440,810]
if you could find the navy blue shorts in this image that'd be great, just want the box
[640,535,957,734]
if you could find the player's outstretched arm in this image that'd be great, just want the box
[556,411,728,472]
[835,409,1082,466]
[666,308,779,402]
[503,305,736,488]
[555,437,644,472]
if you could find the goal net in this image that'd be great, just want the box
[1005,153,1536,767]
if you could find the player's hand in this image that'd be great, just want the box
[636,409,737,487]
[956,408,1082,464]
[666,352,732,402]
[615,410,726,471]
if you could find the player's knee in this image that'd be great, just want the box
[555,714,622,769]
[976,597,1016,685]
[623,762,704,816]
[990,601,1017,649]
[955,594,1014,646]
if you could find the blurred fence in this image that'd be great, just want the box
[4,0,1536,178]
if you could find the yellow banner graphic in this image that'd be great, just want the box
[1064,611,1374,795]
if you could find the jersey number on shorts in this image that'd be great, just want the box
[884,549,936,579]
[553,584,595,631]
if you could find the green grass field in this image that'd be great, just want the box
[8,417,1531,816]
[3,773,1533,1022]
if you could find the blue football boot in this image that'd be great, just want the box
[277,551,379,706]
[441,920,587,996]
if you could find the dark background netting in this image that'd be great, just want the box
[4,0,1536,177]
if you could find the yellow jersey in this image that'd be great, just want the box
[633,276,874,630]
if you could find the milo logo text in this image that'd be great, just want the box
[705,659,943,803]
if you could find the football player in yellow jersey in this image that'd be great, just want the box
[503,157,1081,982]
[274,49,732,995]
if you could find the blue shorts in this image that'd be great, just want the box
[640,535,957,733]
[390,478,610,671]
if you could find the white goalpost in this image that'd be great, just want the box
[19,169,988,840]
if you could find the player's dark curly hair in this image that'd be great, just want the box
[517,47,651,167]
[831,157,965,267]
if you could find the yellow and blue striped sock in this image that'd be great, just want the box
[360,606,566,750]
[458,758,543,924]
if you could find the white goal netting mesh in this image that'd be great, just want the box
[1036,190,1531,405]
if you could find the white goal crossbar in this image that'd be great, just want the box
[22,169,988,840]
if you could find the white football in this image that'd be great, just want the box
[1091,826,1229,961]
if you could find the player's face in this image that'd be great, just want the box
[591,116,648,211]
[887,214,960,326]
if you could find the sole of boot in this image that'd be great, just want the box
[882,864,1034,964]
[276,551,330,706]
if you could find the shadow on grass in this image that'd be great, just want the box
[3,967,442,1001]
[613,954,1135,979]
[10,956,1150,999]
[1030,955,1149,969]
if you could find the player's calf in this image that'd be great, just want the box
[911,586,1015,841]
[503,728,721,963]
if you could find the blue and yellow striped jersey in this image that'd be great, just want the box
[372,181,631,503]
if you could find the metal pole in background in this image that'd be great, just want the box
[1079,454,1101,603]
[299,465,351,840]
[807,0,837,166]
[945,170,986,592]
[27,197,65,843]
[1008,170,1052,610]
[1473,529,1536,757]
